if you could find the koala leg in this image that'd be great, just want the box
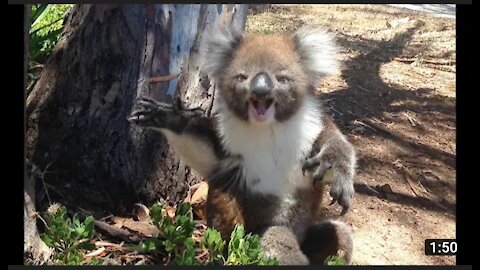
[260,226,309,265]
[300,220,353,265]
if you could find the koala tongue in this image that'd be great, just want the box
[255,102,267,116]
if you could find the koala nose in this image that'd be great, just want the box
[250,73,273,100]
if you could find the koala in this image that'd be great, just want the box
[128,24,356,265]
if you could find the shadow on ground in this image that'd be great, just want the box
[322,23,456,215]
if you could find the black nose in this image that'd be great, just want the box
[250,73,273,100]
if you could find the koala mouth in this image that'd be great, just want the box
[247,97,275,122]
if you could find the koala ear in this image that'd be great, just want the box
[201,23,243,79]
[292,26,340,80]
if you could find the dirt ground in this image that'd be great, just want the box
[246,4,456,265]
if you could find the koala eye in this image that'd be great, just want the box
[234,74,248,82]
[276,75,291,84]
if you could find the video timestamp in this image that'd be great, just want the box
[425,239,457,256]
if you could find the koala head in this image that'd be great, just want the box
[202,25,340,125]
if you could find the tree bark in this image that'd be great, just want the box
[24,5,53,264]
[26,4,247,214]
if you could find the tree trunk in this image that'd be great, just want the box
[24,5,53,264]
[26,4,248,214]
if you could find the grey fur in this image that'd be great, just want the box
[201,24,242,80]
[261,226,310,265]
[292,26,341,81]
[303,115,356,215]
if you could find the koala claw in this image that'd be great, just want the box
[128,96,204,128]
[302,154,354,215]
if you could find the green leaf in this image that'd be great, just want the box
[74,227,85,237]
[84,216,95,238]
[176,203,192,217]
[31,4,52,29]
[325,255,345,265]
[173,244,197,265]
[40,234,54,247]
[88,258,104,265]
[225,224,277,265]
[141,239,162,253]
[76,242,96,251]
[150,203,163,226]
[163,240,174,252]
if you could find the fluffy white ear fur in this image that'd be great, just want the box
[201,24,242,79]
[293,26,340,80]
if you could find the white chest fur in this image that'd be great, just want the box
[216,96,324,196]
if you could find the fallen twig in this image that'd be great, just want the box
[357,85,373,92]
[402,112,417,127]
[100,215,114,221]
[85,247,105,257]
[94,220,141,242]
[353,120,377,132]
[95,241,125,248]
[394,57,456,66]
[329,106,345,116]
[365,184,381,195]
[41,160,55,205]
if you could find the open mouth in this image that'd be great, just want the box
[247,97,275,122]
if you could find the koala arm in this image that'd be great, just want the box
[128,96,224,178]
[302,115,356,215]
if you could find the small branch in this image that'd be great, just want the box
[94,220,141,242]
[34,212,50,231]
[95,241,125,248]
[328,106,344,116]
[100,214,114,221]
[84,247,105,257]
[402,112,417,127]
[353,119,377,132]
[148,73,181,83]
[365,184,381,195]
[394,57,456,66]
[357,85,373,92]
[41,160,55,205]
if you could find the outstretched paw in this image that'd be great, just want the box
[128,96,204,129]
[128,96,174,127]
[302,152,354,215]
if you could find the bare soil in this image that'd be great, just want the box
[246,4,456,265]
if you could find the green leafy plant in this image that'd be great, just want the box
[29,4,72,64]
[200,228,225,264]
[325,254,346,265]
[28,4,72,93]
[143,202,278,265]
[145,202,196,263]
[39,204,100,265]
[225,224,278,265]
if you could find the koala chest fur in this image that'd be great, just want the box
[205,96,326,239]
[215,95,323,195]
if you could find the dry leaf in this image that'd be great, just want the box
[111,217,159,237]
[112,217,127,228]
[191,182,209,205]
[132,203,150,221]
[184,182,204,204]
[188,182,209,220]
[165,205,176,220]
